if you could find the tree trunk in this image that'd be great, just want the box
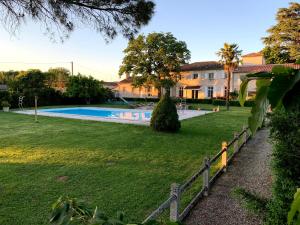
[226,70,231,111]
[158,87,162,99]
[166,87,171,97]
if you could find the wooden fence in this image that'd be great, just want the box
[143,126,251,223]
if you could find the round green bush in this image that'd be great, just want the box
[150,94,180,132]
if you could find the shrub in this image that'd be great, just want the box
[186,98,212,104]
[265,109,300,225]
[1,100,10,107]
[0,91,12,102]
[212,99,226,106]
[150,94,180,132]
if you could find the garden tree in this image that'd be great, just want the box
[47,67,70,89]
[0,70,19,89]
[262,2,300,63]
[262,46,291,64]
[0,0,155,41]
[119,32,191,97]
[217,43,242,110]
[66,74,106,104]
[16,69,48,95]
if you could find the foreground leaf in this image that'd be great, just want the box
[248,79,271,134]
[288,189,300,225]
[267,70,300,109]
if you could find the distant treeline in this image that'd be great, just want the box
[0,68,114,108]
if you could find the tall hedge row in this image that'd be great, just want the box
[266,109,300,225]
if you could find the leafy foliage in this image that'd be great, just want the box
[49,196,185,225]
[150,94,180,132]
[0,0,155,41]
[66,74,107,104]
[217,43,242,110]
[50,196,125,225]
[262,46,291,64]
[239,66,300,134]
[288,189,300,225]
[47,68,70,90]
[0,69,112,107]
[265,109,300,225]
[262,2,300,63]
[1,100,10,108]
[119,32,190,96]
[247,79,270,134]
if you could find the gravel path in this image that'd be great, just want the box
[184,128,272,225]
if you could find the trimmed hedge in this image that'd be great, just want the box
[150,94,180,132]
[0,90,110,109]
[265,109,300,225]
[212,99,254,107]
[123,97,256,106]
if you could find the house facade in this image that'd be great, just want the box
[116,61,241,99]
[115,52,299,100]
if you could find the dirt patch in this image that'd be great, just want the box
[56,176,69,182]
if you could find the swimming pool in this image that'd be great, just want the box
[15,107,211,125]
[40,107,152,122]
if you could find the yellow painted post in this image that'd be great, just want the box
[221,141,228,172]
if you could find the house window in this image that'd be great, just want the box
[207,86,214,98]
[192,90,199,99]
[208,73,214,80]
[179,87,184,98]
[193,73,199,79]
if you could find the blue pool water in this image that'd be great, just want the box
[40,107,152,121]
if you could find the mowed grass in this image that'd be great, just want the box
[0,107,250,225]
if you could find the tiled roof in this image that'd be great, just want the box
[235,64,300,73]
[119,77,133,84]
[242,52,263,57]
[103,82,118,86]
[180,61,223,71]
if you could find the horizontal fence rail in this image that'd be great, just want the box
[143,126,251,223]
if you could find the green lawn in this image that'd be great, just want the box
[0,107,250,225]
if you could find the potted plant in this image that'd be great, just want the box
[1,101,11,112]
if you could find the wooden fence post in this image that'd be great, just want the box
[233,132,239,153]
[221,141,228,172]
[34,95,38,123]
[203,158,210,196]
[170,183,180,222]
[242,125,247,145]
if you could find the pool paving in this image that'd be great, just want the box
[14,107,212,125]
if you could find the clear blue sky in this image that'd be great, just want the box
[0,0,291,81]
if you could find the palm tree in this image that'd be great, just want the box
[217,43,242,110]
